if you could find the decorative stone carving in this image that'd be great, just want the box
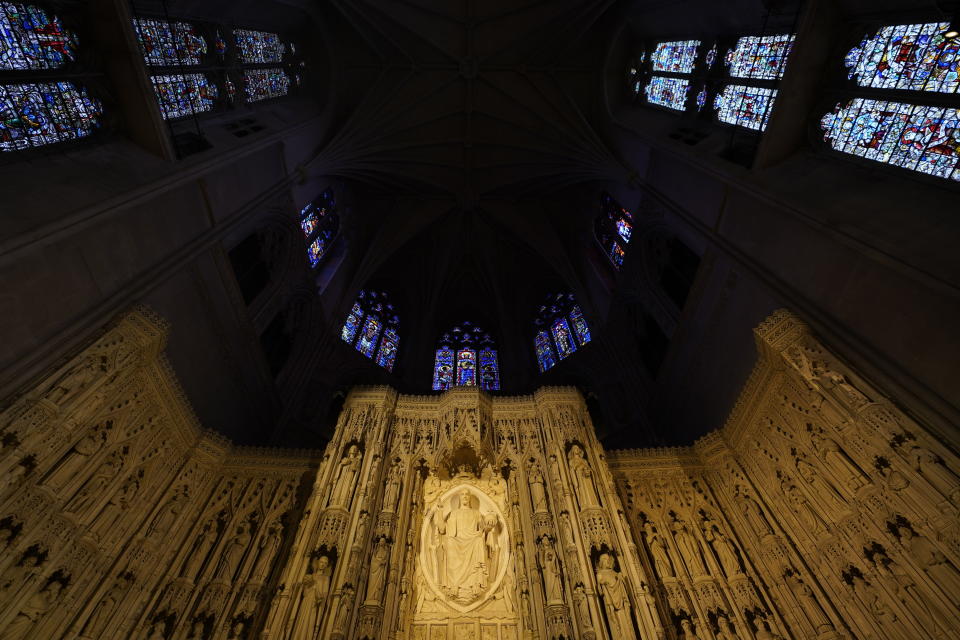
[641,518,675,578]
[538,536,564,604]
[329,445,362,509]
[595,554,635,640]
[670,516,708,577]
[568,445,601,508]
[250,519,283,584]
[784,572,833,633]
[82,572,133,638]
[366,537,389,603]
[906,445,960,505]
[5,579,63,640]
[528,462,548,513]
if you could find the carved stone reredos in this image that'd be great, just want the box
[432,388,495,473]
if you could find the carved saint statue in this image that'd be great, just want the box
[68,449,124,516]
[573,583,592,628]
[250,520,283,583]
[366,538,389,603]
[44,355,106,406]
[288,555,332,640]
[594,553,636,640]
[734,486,773,537]
[428,489,497,603]
[568,444,600,509]
[146,487,187,539]
[0,553,43,595]
[784,572,833,633]
[679,618,700,640]
[702,525,742,576]
[382,459,403,512]
[334,585,355,633]
[329,445,362,508]
[83,574,132,637]
[528,463,548,513]
[214,521,252,581]
[538,536,563,604]
[896,524,960,603]
[642,519,675,578]
[779,473,825,534]
[907,445,960,505]
[810,431,869,492]
[44,429,104,490]
[670,517,707,577]
[182,519,219,580]
[5,580,62,640]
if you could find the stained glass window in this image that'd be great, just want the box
[644,76,690,111]
[1,2,76,70]
[596,192,633,270]
[696,87,708,111]
[234,28,283,64]
[725,34,795,80]
[845,22,958,94]
[132,18,207,66]
[714,85,777,131]
[299,189,340,268]
[1,81,102,151]
[433,322,499,391]
[651,40,700,74]
[243,68,289,103]
[820,99,959,181]
[150,73,218,120]
[340,290,400,372]
[705,44,718,69]
[532,293,592,373]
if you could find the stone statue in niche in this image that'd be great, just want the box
[572,583,592,628]
[5,579,63,640]
[329,445,362,508]
[146,486,188,539]
[82,573,133,638]
[366,537,390,603]
[784,572,833,633]
[733,486,773,537]
[419,482,508,612]
[670,516,708,577]
[869,545,951,637]
[43,428,105,490]
[94,469,143,532]
[68,448,125,515]
[778,472,825,534]
[382,458,403,512]
[894,523,960,603]
[641,518,675,578]
[182,518,219,580]
[568,444,601,508]
[250,519,283,583]
[334,584,355,633]
[538,536,563,604]
[701,523,742,577]
[850,574,899,628]
[289,554,332,639]
[214,520,252,581]
[809,431,869,492]
[906,444,960,505]
[528,462,548,513]
[595,553,636,640]
[679,618,700,640]
[0,551,44,595]
[44,355,107,406]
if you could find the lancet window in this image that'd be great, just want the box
[1,2,103,151]
[341,290,400,372]
[299,188,339,268]
[595,192,633,269]
[533,293,592,372]
[714,33,795,130]
[433,322,499,391]
[131,15,299,120]
[821,22,959,181]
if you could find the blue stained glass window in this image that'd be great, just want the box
[535,330,557,373]
[714,85,777,131]
[300,189,340,268]
[533,294,592,372]
[725,34,795,80]
[1,81,102,151]
[341,290,400,370]
[479,349,499,390]
[356,315,382,358]
[616,217,632,242]
[432,347,455,390]
[610,242,625,267]
[644,76,690,111]
[845,22,959,94]
[234,28,283,64]
[569,305,591,345]
[243,68,289,103]
[433,322,499,391]
[552,317,576,359]
[342,303,363,343]
[696,87,708,111]
[596,192,633,270]
[1,2,76,70]
[821,99,960,181]
[457,349,477,387]
[150,73,218,120]
[651,40,700,74]
[132,18,206,66]
[376,327,399,372]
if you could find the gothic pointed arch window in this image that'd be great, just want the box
[533,294,592,373]
[820,22,960,181]
[1,2,104,151]
[714,33,795,130]
[433,322,499,391]
[595,192,634,269]
[299,188,340,268]
[340,290,399,372]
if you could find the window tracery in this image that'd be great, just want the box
[595,192,633,270]
[341,290,399,372]
[822,22,959,180]
[433,322,499,391]
[533,293,592,373]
